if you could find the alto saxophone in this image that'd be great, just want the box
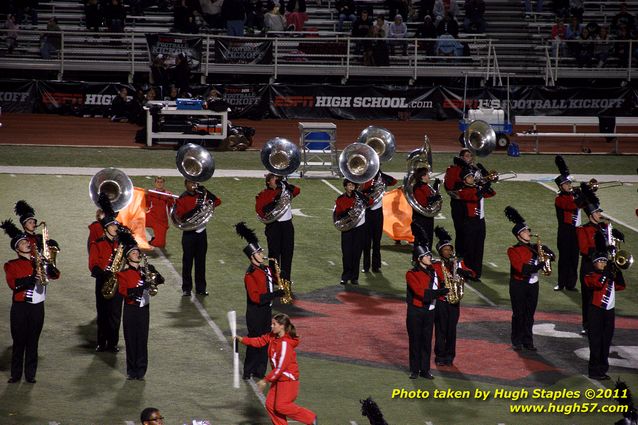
[441,256,464,304]
[32,244,48,286]
[141,254,164,296]
[102,244,125,299]
[532,234,552,276]
[269,257,293,304]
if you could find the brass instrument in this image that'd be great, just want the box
[531,234,552,276]
[356,126,396,205]
[403,136,442,217]
[140,254,164,296]
[463,120,496,158]
[170,143,217,231]
[33,221,59,286]
[102,243,125,299]
[604,219,634,271]
[269,257,293,304]
[89,168,134,212]
[585,178,624,192]
[333,193,367,232]
[475,170,518,185]
[32,244,48,286]
[441,256,464,304]
[258,137,301,224]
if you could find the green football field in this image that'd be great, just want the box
[0,147,636,425]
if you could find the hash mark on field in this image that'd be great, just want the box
[425,421,434,425]
[219,259,225,264]
[328,260,335,266]
[350,421,358,425]
[382,261,388,266]
[488,262,498,268]
[124,421,135,425]
[234,177,240,181]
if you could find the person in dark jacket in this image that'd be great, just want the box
[172,53,191,92]
[222,0,247,36]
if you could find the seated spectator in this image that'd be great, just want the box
[222,0,247,36]
[246,0,267,32]
[104,0,126,32]
[388,14,408,55]
[336,0,356,32]
[569,0,583,21]
[199,0,224,28]
[111,88,131,122]
[370,24,390,66]
[85,0,101,32]
[436,12,459,38]
[524,0,542,19]
[551,17,567,57]
[150,55,169,97]
[419,0,435,20]
[584,21,599,38]
[574,27,594,67]
[40,17,61,59]
[146,87,158,102]
[436,32,462,56]
[433,0,459,26]
[386,0,411,22]
[264,1,287,32]
[565,15,582,56]
[614,25,632,67]
[415,14,437,54]
[5,14,18,54]
[593,25,612,67]
[463,0,486,34]
[612,3,635,36]
[165,85,179,101]
[172,53,191,91]
[552,0,569,19]
[352,9,374,58]
[285,0,307,31]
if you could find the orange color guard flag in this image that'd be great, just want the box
[116,187,152,251]
[382,188,414,243]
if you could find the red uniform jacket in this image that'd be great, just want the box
[245,264,275,306]
[88,221,104,246]
[117,267,146,306]
[555,192,581,226]
[146,190,175,228]
[174,190,222,220]
[444,164,463,192]
[585,270,625,309]
[406,266,439,308]
[507,243,542,282]
[89,236,118,274]
[457,185,495,218]
[577,222,607,258]
[4,256,60,302]
[255,184,300,219]
[242,332,301,382]
[334,192,373,218]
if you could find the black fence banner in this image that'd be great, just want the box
[146,34,202,71]
[214,39,273,64]
[0,80,37,113]
[35,81,135,115]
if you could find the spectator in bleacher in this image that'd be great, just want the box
[388,14,408,55]
[104,0,126,32]
[372,15,389,37]
[173,0,199,33]
[433,0,459,26]
[436,12,458,38]
[264,1,287,32]
[17,0,39,26]
[614,24,632,67]
[436,32,461,56]
[336,0,356,32]
[285,0,307,31]
[172,53,191,91]
[386,0,411,23]
[245,0,267,32]
[199,0,225,28]
[584,21,599,38]
[463,0,486,34]
[418,0,435,20]
[569,0,583,21]
[612,3,635,36]
[369,20,390,65]
[352,9,373,59]
[565,15,582,56]
[5,14,18,54]
[550,17,567,57]
[222,0,247,36]
[40,17,61,59]
[85,0,101,32]
[574,26,593,67]
[150,55,169,97]
[166,85,179,100]
[593,25,612,67]
[415,14,437,54]
[552,0,569,19]
[111,87,131,122]
[524,0,542,19]
[146,87,158,101]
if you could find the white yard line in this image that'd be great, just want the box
[464,283,497,307]
[321,178,344,194]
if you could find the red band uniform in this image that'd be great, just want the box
[554,178,582,290]
[444,155,469,256]
[360,171,397,272]
[241,333,317,425]
[145,188,175,248]
[255,179,300,281]
[410,175,440,251]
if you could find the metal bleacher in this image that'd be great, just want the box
[0,0,635,83]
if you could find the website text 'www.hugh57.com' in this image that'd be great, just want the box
[510,402,628,415]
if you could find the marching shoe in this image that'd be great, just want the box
[566,287,578,292]
[339,280,347,285]
[523,345,538,352]
[126,375,135,380]
[108,346,120,353]
[137,376,145,381]
[372,268,381,273]
[25,377,36,384]
[361,269,370,273]
[553,285,563,291]
[196,291,209,296]
[182,291,192,297]
[7,377,19,383]
[351,280,359,285]
[580,328,588,335]
[419,372,434,380]
[95,345,106,352]
[409,372,419,379]
[512,344,523,351]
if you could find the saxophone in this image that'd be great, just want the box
[269,257,293,304]
[102,244,125,299]
[532,234,552,276]
[32,244,48,286]
[141,254,164,296]
[441,256,464,304]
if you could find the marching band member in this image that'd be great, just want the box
[505,206,555,352]
[334,179,373,285]
[432,226,475,367]
[117,230,163,380]
[2,219,60,383]
[456,167,495,280]
[584,247,626,380]
[14,200,61,259]
[145,176,175,249]
[255,173,300,282]
[88,208,105,249]
[235,222,285,381]
[173,179,221,297]
[444,149,474,256]
[553,156,582,291]
[360,170,397,273]
[237,313,318,425]
[576,184,623,335]
[409,168,440,251]
[406,225,449,380]
[89,193,124,353]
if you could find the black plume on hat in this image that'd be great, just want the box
[453,156,466,167]
[554,155,572,186]
[235,221,262,258]
[411,222,431,261]
[580,182,602,215]
[434,226,453,253]
[505,206,528,236]
[97,192,118,227]
[614,379,637,421]
[14,200,36,224]
[1,219,28,251]
[117,227,138,256]
[475,162,489,177]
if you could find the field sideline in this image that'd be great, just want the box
[0,148,636,425]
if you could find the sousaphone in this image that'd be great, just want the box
[89,167,134,212]
[258,137,301,224]
[464,120,496,158]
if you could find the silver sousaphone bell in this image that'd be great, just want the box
[89,167,134,212]
[464,120,496,158]
[260,137,301,176]
[356,126,396,163]
[339,143,380,184]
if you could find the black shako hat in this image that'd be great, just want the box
[235,222,263,258]
[434,226,453,253]
[580,182,603,216]
[1,219,29,251]
[118,227,139,257]
[412,222,432,262]
[554,155,572,187]
[505,206,529,236]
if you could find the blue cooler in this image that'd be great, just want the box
[176,98,204,110]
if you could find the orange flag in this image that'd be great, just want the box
[116,187,152,251]
[382,188,414,243]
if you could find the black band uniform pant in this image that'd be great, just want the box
[341,224,365,282]
[363,207,384,271]
[406,304,435,374]
[95,277,123,349]
[434,300,460,365]
[556,223,579,290]
[10,301,44,381]
[450,199,465,257]
[244,303,272,379]
[265,219,295,281]
[587,305,614,377]
[182,229,208,293]
[509,278,538,347]
[123,304,149,379]
[462,217,485,278]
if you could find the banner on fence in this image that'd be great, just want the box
[146,34,202,71]
[214,39,273,64]
[0,80,37,113]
